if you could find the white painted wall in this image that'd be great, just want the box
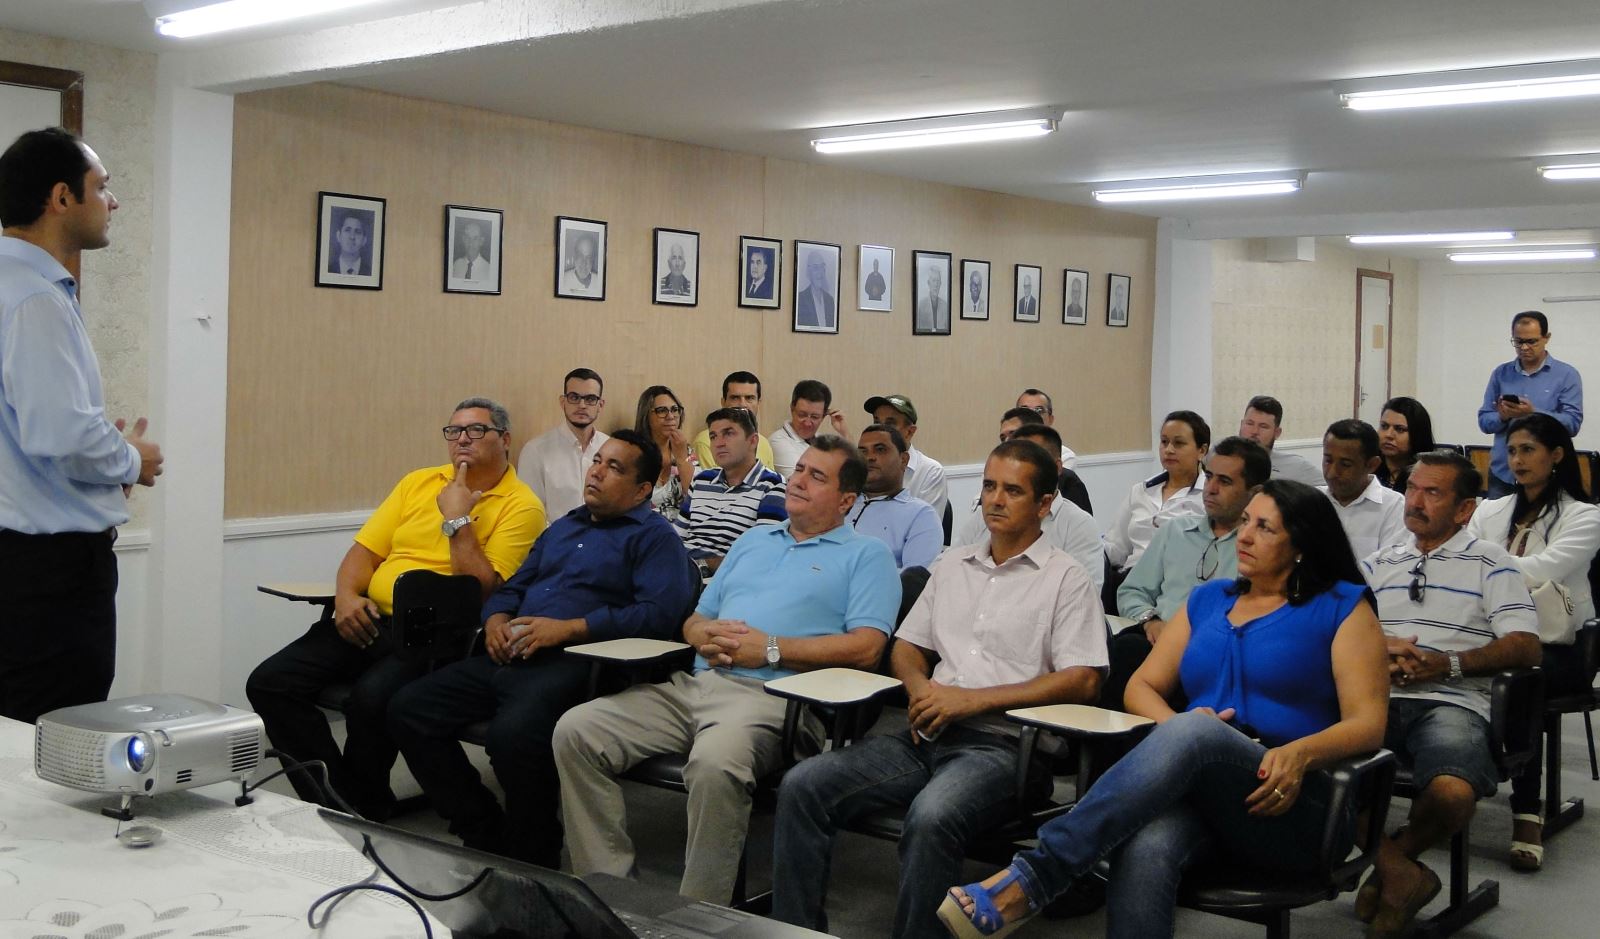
[1416,262,1600,453]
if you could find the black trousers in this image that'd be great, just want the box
[388,650,593,868]
[0,529,118,723]
[245,616,429,814]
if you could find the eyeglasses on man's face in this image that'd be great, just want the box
[651,405,685,418]
[564,392,603,406]
[443,423,501,441]
[1510,337,1543,348]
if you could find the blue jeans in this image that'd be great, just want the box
[1013,711,1343,939]
[772,725,1043,939]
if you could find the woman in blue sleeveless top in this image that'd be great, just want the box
[940,480,1390,939]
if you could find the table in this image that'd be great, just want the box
[258,581,338,619]
[0,716,437,937]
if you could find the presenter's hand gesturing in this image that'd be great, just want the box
[118,417,163,488]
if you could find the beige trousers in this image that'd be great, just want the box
[553,669,815,903]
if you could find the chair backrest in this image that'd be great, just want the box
[1574,619,1600,685]
[941,501,954,546]
[1058,467,1094,515]
[390,570,483,660]
[1579,450,1599,501]
[1323,750,1399,881]
[1463,445,1492,495]
[1490,667,1546,778]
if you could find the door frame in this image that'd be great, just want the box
[1354,268,1394,418]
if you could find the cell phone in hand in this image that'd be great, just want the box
[1501,394,1520,405]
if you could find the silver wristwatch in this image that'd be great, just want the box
[1446,652,1464,684]
[765,635,781,667]
[441,515,472,538]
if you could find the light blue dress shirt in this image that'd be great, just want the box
[694,520,900,680]
[0,236,139,533]
[843,488,943,571]
[1477,355,1583,484]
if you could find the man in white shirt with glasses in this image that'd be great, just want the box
[518,368,608,518]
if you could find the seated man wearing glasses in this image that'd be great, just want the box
[517,367,608,518]
[389,429,697,870]
[1105,435,1267,710]
[247,398,547,819]
[1357,449,1539,937]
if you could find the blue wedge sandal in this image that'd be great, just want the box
[936,865,1040,939]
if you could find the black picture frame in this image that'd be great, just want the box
[1107,272,1131,327]
[443,205,503,295]
[959,258,990,320]
[738,235,782,309]
[316,191,386,290]
[792,240,842,334]
[554,216,608,301]
[1062,268,1089,325]
[912,250,953,336]
[1013,263,1043,322]
[652,227,700,306]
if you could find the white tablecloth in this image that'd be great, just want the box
[0,717,439,937]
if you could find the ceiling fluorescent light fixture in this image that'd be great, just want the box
[1449,248,1597,263]
[1536,154,1600,180]
[149,0,392,38]
[1091,172,1303,203]
[810,109,1058,155]
[1338,59,1600,111]
[1348,231,1513,245]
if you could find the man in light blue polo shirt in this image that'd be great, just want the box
[0,128,163,723]
[554,435,900,903]
[1477,310,1583,497]
[847,423,942,570]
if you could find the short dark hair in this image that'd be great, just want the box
[1011,423,1062,454]
[808,434,867,494]
[860,422,908,453]
[791,379,832,410]
[0,127,90,228]
[333,209,365,235]
[722,370,761,400]
[1512,310,1549,335]
[1211,435,1271,488]
[1244,395,1283,425]
[1237,479,1367,606]
[608,428,661,488]
[564,367,604,396]
[1414,449,1481,502]
[990,439,1059,499]
[1020,388,1053,415]
[705,407,756,437]
[1162,410,1212,449]
[1002,406,1046,427]
[1324,419,1380,462]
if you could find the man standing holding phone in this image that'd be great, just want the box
[1477,310,1583,497]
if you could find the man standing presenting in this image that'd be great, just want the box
[771,439,1105,939]
[0,128,163,723]
[1238,394,1324,487]
[690,370,776,470]
[1477,310,1583,497]
[518,368,608,518]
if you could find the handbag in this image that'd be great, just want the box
[1513,524,1580,645]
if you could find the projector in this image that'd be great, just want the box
[35,694,264,817]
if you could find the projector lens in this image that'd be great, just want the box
[127,735,150,773]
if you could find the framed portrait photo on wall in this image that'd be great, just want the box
[1062,268,1088,325]
[316,191,385,290]
[858,244,894,311]
[653,227,700,306]
[912,250,952,336]
[793,240,841,334]
[1014,264,1042,322]
[1107,272,1131,327]
[555,216,607,300]
[959,259,990,320]
[443,205,502,295]
[738,235,782,309]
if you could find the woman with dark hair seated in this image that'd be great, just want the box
[1466,414,1599,870]
[1376,397,1436,492]
[938,480,1389,939]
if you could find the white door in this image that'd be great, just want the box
[1356,271,1393,424]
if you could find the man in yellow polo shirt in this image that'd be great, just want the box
[247,397,545,818]
[690,370,776,471]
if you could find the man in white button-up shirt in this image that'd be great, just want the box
[517,368,609,518]
[1318,418,1405,560]
[772,438,1106,939]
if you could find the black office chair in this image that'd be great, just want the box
[1058,466,1094,515]
[1390,668,1544,939]
[1179,750,1398,939]
[941,501,954,546]
[1541,620,1600,838]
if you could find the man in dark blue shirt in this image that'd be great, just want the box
[389,428,695,868]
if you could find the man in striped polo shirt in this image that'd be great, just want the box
[676,407,787,578]
[1359,449,1540,936]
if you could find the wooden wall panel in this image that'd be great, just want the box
[226,83,1155,517]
